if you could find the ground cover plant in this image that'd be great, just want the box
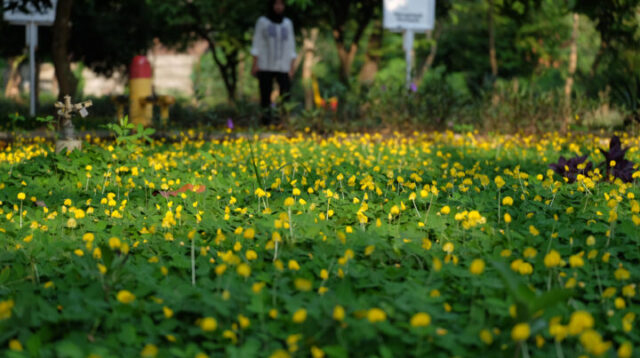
[0,130,639,358]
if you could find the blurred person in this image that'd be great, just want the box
[251,0,297,126]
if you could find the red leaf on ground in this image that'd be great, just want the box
[152,184,206,198]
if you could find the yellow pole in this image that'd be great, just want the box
[129,56,153,127]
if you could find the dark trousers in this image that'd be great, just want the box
[258,71,291,125]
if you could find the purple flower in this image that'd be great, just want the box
[410,82,418,93]
[227,118,234,130]
[381,85,387,92]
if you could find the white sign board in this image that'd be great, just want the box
[3,0,58,25]
[3,0,58,116]
[384,0,435,32]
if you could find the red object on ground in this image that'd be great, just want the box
[130,56,152,79]
[329,98,338,112]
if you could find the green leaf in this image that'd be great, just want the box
[530,289,574,313]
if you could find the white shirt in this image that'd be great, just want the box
[251,16,297,73]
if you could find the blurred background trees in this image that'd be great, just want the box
[1,0,639,132]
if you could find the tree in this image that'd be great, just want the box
[51,0,75,99]
[153,0,264,103]
[358,18,383,84]
[318,0,380,85]
[563,13,579,130]
[570,0,640,75]
[2,0,159,101]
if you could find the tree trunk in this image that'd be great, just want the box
[416,24,442,85]
[4,55,26,100]
[334,30,359,84]
[488,0,498,78]
[224,52,238,104]
[359,19,383,84]
[52,0,77,100]
[301,28,319,110]
[327,0,374,85]
[563,13,579,131]
[237,52,245,100]
[590,41,606,77]
[35,57,41,112]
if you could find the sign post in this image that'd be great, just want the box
[3,0,58,116]
[384,0,435,88]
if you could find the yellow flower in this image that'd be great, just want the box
[518,262,533,275]
[246,250,258,260]
[579,330,611,355]
[109,237,121,250]
[269,350,291,358]
[294,278,312,291]
[568,311,594,335]
[618,342,632,358]
[333,305,345,321]
[0,299,15,320]
[292,309,307,323]
[9,339,23,351]
[17,193,26,200]
[163,306,173,319]
[288,260,300,271]
[116,290,136,304]
[238,314,250,329]
[614,267,630,281]
[479,329,493,345]
[311,346,325,358]
[504,213,512,223]
[494,176,505,188]
[442,242,454,254]
[74,209,85,219]
[502,196,514,206]
[200,317,218,331]
[243,228,255,239]
[140,344,158,358]
[544,250,562,268]
[236,263,251,278]
[523,247,537,258]
[367,308,386,323]
[410,312,431,327]
[66,218,78,228]
[569,253,584,268]
[97,264,107,275]
[284,197,295,206]
[511,323,530,341]
[440,206,451,215]
[470,259,485,275]
[223,330,238,344]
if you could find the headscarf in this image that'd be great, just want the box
[266,0,284,24]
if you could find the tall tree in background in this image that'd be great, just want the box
[322,0,379,84]
[2,0,158,100]
[153,0,263,103]
[563,13,579,130]
[51,0,75,99]
[570,0,640,75]
[358,18,383,84]
[487,0,497,78]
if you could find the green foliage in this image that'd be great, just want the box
[104,116,155,155]
[1,132,639,357]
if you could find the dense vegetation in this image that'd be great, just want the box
[0,130,639,357]
[1,0,640,131]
